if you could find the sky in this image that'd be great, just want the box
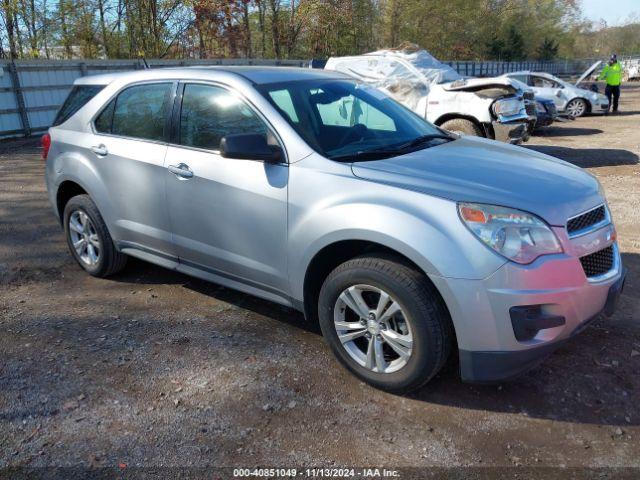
[581,0,640,26]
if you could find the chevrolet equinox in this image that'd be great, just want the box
[44,67,626,392]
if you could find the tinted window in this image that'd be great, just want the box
[179,84,268,150]
[53,85,104,126]
[95,83,172,141]
[94,99,115,133]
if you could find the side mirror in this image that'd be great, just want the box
[220,133,283,163]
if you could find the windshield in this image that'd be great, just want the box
[257,79,451,161]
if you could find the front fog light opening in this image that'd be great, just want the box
[510,305,566,342]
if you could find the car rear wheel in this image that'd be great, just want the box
[440,118,483,137]
[318,254,453,393]
[566,98,587,117]
[63,194,127,277]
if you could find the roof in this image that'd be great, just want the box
[74,66,347,87]
[506,71,555,78]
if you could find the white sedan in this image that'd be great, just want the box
[503,62,609,117]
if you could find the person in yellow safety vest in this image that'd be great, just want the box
[599,54,622,114]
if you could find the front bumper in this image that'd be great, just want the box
[458,268,626,383]
[492,121,528,144]
[589,97,610,112]
[430,223,624,383]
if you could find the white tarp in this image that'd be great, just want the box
[325,46,462,111]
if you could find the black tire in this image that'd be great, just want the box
[440,118,483,137]
[63,194,127,277]
[318,254,453,393]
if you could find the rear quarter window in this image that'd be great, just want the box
[53,85,105,126]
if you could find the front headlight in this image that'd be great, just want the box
[492,97,523,117]
[458,203,563,264]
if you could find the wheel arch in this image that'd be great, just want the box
[301,239,453,333]
[55,180,88,223]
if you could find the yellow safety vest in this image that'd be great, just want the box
[599,62,622,86]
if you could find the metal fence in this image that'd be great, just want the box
[443,58,597,77]
[0,55,637,139]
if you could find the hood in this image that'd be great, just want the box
[443,76,520,92]
[350,137,602,226]
[575,61,602,86]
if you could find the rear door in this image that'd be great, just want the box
[164,82,289,295]
[89,81,176,257]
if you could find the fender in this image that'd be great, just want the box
[47,147,120,240]
[287,161,507,303]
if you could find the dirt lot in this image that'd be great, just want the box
[1,84,639,476]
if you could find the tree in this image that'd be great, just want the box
[0,0,633,61]
[498,25,525,61]
[537,37,558,60]
[1,0,19,58]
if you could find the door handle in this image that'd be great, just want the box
[91,144,108,156]
[168,163,194,179]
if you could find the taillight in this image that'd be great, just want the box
[41,133,51,161]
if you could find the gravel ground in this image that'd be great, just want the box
[0,83,639,475]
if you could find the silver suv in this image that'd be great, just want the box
[44,67,625,392]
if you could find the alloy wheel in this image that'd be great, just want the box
[566,99,586,117]
[333,284,413,374]
[68,210,101,266]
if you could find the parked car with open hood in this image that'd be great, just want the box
[324,46,530,144]
[503,62,609,117]
[44,66,625,393]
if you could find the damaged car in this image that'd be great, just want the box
[324,47,530,143]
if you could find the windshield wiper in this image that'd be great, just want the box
[330,134,454,162]
[331,149,402,162]
[391,133,454,151]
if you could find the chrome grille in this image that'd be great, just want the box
[567,205,606,235]
[580,246,614,278]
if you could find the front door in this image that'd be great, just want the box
[164,83,289,295]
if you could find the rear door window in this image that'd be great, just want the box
[532,76,561,89]
[510,74,530,84]
[94,83,172,142]
[53,85,104,126]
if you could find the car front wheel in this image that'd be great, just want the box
[440,118,483,137]
[318,254,453,393]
